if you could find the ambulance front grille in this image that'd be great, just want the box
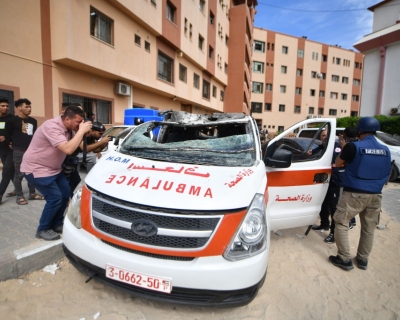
[91,195,222,249]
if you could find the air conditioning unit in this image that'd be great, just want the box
[306,115,312,119]
[317,73,323,79]
[114,82,131,96]
[390,108,398,114]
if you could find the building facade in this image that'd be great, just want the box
[250,28,364,135]
[0,0,256,125]
[354,0,400,117]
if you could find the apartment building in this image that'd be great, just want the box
[354,0,400,117]
[250,28,364,134]
[0,0,256,125]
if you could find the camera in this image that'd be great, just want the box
[62,155,79,179]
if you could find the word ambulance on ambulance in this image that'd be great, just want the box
[63,111,336,306]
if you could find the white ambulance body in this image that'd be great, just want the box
[63,111,336,306]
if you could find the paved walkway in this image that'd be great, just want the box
[0,169,87,281]
[0,168,399,281]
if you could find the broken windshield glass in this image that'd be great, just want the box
[120,122,256,166]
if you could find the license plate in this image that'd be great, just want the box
[105,264,172,294]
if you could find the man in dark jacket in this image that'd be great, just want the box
[0,98,15,204]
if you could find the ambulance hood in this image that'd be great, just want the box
[85,152,265,211]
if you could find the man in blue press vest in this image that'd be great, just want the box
[329,117,391,271]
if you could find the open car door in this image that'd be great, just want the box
[264,118,336,230]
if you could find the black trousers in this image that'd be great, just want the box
[319,182,341,229]
[0,152,15,196]
[68,168,81,198]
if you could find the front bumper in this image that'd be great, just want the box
[63,216,269,307]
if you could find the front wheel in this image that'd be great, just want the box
[389,164,399,182]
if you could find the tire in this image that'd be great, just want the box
[389,164,399,182]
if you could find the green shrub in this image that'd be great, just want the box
[336,115,400,135]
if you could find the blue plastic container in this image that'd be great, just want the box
[124,108,164,125]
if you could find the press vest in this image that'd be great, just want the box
[341,135,391,193]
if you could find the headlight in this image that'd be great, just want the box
[66,188,82,228]
[224,194,267,261]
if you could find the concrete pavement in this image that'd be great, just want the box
[0,169,87,281]
[0,168,399,281]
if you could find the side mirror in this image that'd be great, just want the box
[264,149,292,168]
[114,137,120,146]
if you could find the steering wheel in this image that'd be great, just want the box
[305,125,326,152]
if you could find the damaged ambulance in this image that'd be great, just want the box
[63,110,336,306]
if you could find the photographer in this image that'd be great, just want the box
[77,121,110,173]
[21,106,92,241]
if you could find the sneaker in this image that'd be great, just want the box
[356,258,368,270]
[312,225,330,231]
[324,233,335,244]
[52,224,64,234]
[36,229,61,241]
[329,255,354,271]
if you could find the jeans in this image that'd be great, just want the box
[0,151,15,196]
[333,192,381,261]
[13,150,35,197]
[24,172,70,231]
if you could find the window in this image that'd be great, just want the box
[202,79,210,99]
[330,92,338,99]
[209,45,214,59]
[265,103,271,111]
[278,126,284,132]
[63,93,111,124]
[282,46,288,54]
[342,77,349,84]
[220,90,224,101]
[266,83,272,91]
[311,71,317,78]
[298,49,304,58]
[254,40,265,52]
[225,35,229,46]
[279,104,285,112]
[280,85,286,93]
[166,1,176,23]
[355,62,360,68]
[253,61,264,73]
[318,108,324,115]
[184,18,188,36]
[312,52,318,60]
[224,63,228,73]
[335,57,341,65]
[297,68,303,76]
[90,7,114,45]
[199,0,205,12]
[294,106,301,113]
[352,95,359,102]
[319,90,325,97]
[251,102,262,113]
[295,87,302,95]
[309,107,314,114]
[134,34,141,46]
[310,89,315,96]
[145,41,150,52]
[281,65,287,74]
[353,79,360,86]
[351,111,358,117]
[193,73,200,89]
[209,11,214,24]
[341,93,347,100]
[179,64,187,82]
[252,82,264,94]
[157,51,174,83]
[212,85,217,98]
[198,35,204,50]
[329,109,337,116]
[189,23,193,40]
[151,0,156,5]
[332,75,339,82]
[322,54,327,62]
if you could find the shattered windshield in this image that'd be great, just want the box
[119,120,256,166]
